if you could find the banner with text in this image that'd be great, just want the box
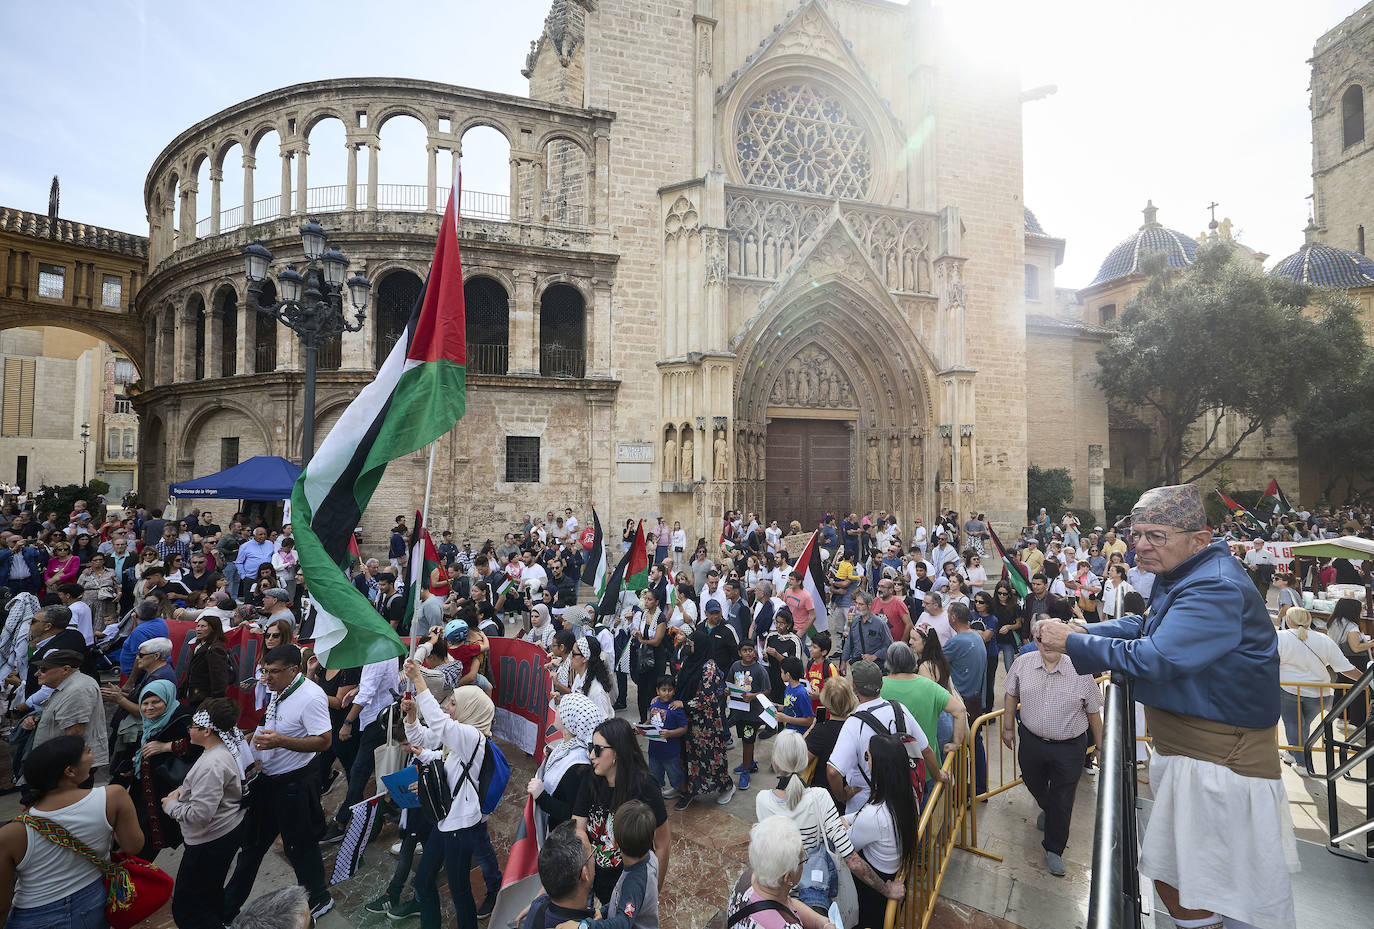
[1227,540,1295,572]
[486,636,552,757]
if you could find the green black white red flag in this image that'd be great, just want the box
[595,519,647,616]
[1259,479,1295,517]
[793,530,830,633]
[291,170,468,668]
[988,525,1030,598]
[1215,489,1265,533]
[581,508,608,605]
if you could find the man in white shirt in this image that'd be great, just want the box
[765,520,782,554]
[914,591,953,645]
[930,537,959,577]
[827,660,945,814]
[564,508,579,535]
[1243,538,1276,601]
[700,571,728,617]
[911,518,928,557]
[56,584,94,645]
[225,644,334,921]
[520,550,548,592]
[324,655,400,842]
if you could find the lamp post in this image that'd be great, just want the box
[79,422,89,484]
[242,221,371,464]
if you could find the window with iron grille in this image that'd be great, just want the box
[101,275,122,308]
[220,437,240,470]
[123,430,136,459]
[465,277,510,374]
[374,271,424,368]
[505,436,540,483]
[114,358,135,385]
[37,264,65,300]
[114,397,132,414]
[538,284,586,378]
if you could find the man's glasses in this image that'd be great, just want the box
[1127,528,1188,547]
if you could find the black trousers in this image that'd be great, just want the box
[223,766,328,918]
[1017,726,1088,855]
[174,823,243,929]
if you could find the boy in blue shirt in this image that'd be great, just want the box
[643,677,687,798]
[776,656,815,733]
[561,800,659,929]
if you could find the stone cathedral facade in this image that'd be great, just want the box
[135,0,1061,542]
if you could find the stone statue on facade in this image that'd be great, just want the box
[888,441,901,484]
[680,432,694,482]
[940,434,953,481]
[960,433,973,482]
[752,437,764,482]
[714,430,728,482]
[866,439,880,483]
[664,433,678,482]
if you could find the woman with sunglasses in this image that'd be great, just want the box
[42,542,79,596]
[962,552,987,595]
[573,718,671,906]
[971,593,1001,712]
[990,583,1023,671]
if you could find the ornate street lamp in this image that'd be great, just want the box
[80,422,90,484]
[242,222,370,464]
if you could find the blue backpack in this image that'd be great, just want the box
[458,736,512,815]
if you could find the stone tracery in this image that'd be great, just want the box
[735,83,872,199]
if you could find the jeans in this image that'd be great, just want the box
[473,823,501,897]
[1279,689,1324,769]
[649,754,684,790]
[173,824,243,929]
[337,714,389,824]
[999,643,1018,671]
[4,877,106,929]
[415,823,485,929]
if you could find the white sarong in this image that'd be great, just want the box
[1140,750,1299,929]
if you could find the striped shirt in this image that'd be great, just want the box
[1004,650,1102,742]
[753,786,855,857]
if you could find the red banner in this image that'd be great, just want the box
[486,637,551,757]
[164,619,267,730]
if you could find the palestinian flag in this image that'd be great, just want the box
[794,530,830,634]
[486,796,543,929]
[290,167,468,668]
[1260,479,1295,517]
[403,510,443,632]
[1215,489,1265,532]
[595,519,648,615]
[988,525,1029,598]
[581,507,608,604]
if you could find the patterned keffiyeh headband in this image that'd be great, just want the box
[193,709,245,764]
[575,636,593,659]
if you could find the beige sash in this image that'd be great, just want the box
[1145,706,1281,780]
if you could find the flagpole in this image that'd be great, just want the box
[409,441,438,658]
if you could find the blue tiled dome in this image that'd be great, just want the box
[1268,240,1374,288]
[1090,201,1198,286]
[1025,208,1047,236]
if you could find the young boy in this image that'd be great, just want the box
[568,800,660,929]
[776,656,815,734]
[727,640,771,790]
[803,631,837,718]
[644,677,687,798]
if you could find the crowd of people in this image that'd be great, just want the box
[0,486,1366,929]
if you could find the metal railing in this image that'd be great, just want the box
[883,744,966,929]
[193,185,514,237]
[1086,672,1144,929]
[253,343,276,373]
[1277,680,1370,756]
[1309,662,1374,861]
[539,345,585,378]
[468,342,509,375]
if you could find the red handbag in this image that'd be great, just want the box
[16,813,174,929]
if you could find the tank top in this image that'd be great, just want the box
[14,787,113,908]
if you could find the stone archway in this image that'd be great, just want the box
[733,279,936,526]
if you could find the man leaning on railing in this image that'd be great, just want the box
[1037,484,1298,929]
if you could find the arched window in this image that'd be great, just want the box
[1024,265,1039,301]
[539,284,586,378]
[1344,85,1365,149]
[252,281,277,374]
[374,270,423,368]
[190,296,206,380]
[465,277,509,374]
[216,288,237,376]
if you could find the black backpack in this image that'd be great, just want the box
[852,699,926,803]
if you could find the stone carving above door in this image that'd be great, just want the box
[768,345,856,408]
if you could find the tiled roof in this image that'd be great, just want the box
[1026,313,1112,336]
[1025,207,1047,236]
[1090,202,1196,286]
[0,206,147,259]
[1268,242,1374,288]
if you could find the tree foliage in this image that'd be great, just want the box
[1095,240,1366,485]
[1103,483,1147,525]
[1291,352,1374,501]
[33,481,110,529]
[1027,466,1073,522]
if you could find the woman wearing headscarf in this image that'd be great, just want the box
[566,634,615,717]
[111,677,198,860]
[527,692,605,839]
[671,625,734,811]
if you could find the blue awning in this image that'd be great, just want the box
[169,456,301,500]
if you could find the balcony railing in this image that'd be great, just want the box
[317,337,342,371]
[194,185,515,236]
[254,343,276,374]
[539,345,585,379]
[468,342,509,375]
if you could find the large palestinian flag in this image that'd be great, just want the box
[793,530,830,634]
[291,172,468,668]
[988,525,1029,598]
[1259,479,1295,517]
[595,519,648,616]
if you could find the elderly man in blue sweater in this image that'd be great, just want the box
[1037,484,1294,929]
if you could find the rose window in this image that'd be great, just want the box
[735,83,872,199]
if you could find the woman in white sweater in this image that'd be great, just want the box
[162,698,249,929]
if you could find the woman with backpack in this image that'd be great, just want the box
[399,659,495,929]
[844,734,918,929]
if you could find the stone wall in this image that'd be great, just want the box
[1312,2,1374,254]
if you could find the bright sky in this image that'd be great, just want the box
[1,0,1365,288]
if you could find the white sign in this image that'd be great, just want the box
[1228,540,1295,572]
[616,442,654,463]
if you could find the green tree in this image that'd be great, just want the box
[1103,483,1146,525]
[1291,351,1374,501]
[33,480,110,529]
[1027,466,1073,522]
[1095,240,1366,485]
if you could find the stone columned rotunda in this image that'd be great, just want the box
[136,0,1037,541]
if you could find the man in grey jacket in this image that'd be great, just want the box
[841,591,893,672]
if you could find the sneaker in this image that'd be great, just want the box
[673,794,693,812]
[388,898,421,921]
[717,783,737,805]
[309,894,335,918]
[366,894,395,915]
[1045,851,1066,877]
[477,893,497,919]
[390,840,403,855]
[1084,764,1097,777]
[1280,754,1295,767]
[661,786,681,799]
[726,738,736,750]
[732,763,748,774]
[320,822,346,844]
[738,772,751,791]
[1036,811,1045,831]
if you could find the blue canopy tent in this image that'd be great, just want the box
[169,456,302,500]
